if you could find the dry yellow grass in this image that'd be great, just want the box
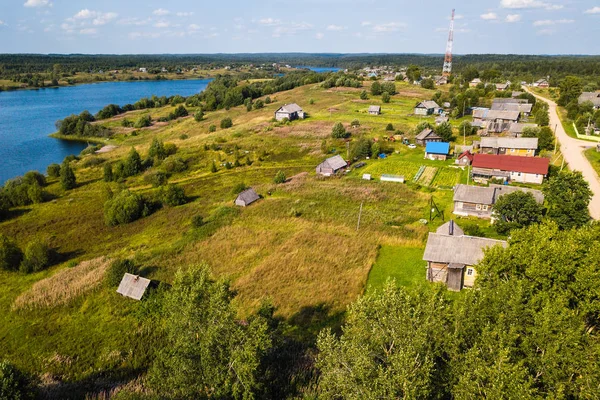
[13,257,110,310]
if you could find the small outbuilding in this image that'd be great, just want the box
[235,188,260,207]
[316,155,348,176]
[380,174,405,183]
[425,142,450,161]
[275,103,305,121]
[415,128,442,146]
[117,273,152,300]
[456,150,474,165]
[368,105,381,115]
[414,100,442,116]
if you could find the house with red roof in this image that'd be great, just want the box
[456,150,474,166]
[471,154,549,184]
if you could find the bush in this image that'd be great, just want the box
[382,92,391,103]
[124,147,143,177]
[47,163,61,178]
[134,115,152,128]
[209,125,217,132]
[385,123,394,131]
[160,184,186,206]
[0,235,23,272]
[351,119,360,127]
[172,105,188,119]
[220,117,233,129]
[163,156,187,174]
[265,96,271,104]
[60,160,77,190]
[231,182,248,194]
[81,157,105,168]
[0,360,31,399]
[191,215,204,228]
[105,259,138,287]
[331,122,348,138]
[121,118,134,127]
[103,163,113,182]
[360,90,368,100]
[104,190,148,226]
[463,224,484,237]
[144,170,168,187]
[23,171,46,187]
[210,161,218,173]
[20,238,52,273]
[254,99,264,109]
[274,170,286,184]
[194,110,204,122]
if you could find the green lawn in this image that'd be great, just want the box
[584,147,600,176]
[366,246,425,291]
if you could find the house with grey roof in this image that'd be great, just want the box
[316,155,347,176]
[578,92,600,109]
[508,123,539,137]
[415,128,442,146]
[275,103,305,121]
[414,100,442,116]
[473,109,521,124]
[117,273,152,300]
[480,137,538,157]
[469,78,482,88]
[368,105,381,115]
[423,220,508,291]
[490,101,533,116]
[235,188,260,207]
[453,183,544,219]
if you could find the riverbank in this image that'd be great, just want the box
[48,133,110,145]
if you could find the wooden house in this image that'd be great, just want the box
[368,105,381,115]
[425,142,450,161]
[452,184,544,219]
[491,100,533,116]
[469,78,482,87]
[414,100,442,116]
[423,221,508,291]
[117,273,152,300]
[578,92,600,109]
[275,103,305,121]
[316,155,348,176]
[235,188,260,207]
[479,137,538,157]
[415,128,442,146]
[508,123,539,137]
[471,154,549,184]
[533,79,549,88]
[456,150,474,165]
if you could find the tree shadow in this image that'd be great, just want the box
[1,207,32,221]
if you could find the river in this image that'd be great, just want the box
[0,79,211,184]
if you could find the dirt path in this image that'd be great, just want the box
[525,87,600,219]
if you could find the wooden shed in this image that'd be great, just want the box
[235,188,260,207]
[316,155,348,176]
[117,273,152,300]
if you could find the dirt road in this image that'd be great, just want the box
[525,88,600,219]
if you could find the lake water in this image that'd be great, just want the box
[0,79,211,184]
[296,66,342,73]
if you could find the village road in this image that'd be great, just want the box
[525,88,600,219]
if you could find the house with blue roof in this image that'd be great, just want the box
[425,142,450,160]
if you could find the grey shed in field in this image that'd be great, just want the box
[116,273,151,300]
[235,188,260,207]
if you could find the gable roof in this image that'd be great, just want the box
[236,188,260,205]
[472,154,549,175]
[480,137,538,150]
[436,220,465,236]
[416,100,440,109]
[489,184,544,204]
[458,150,474,161]
[320,154,347,171]
[117,273,151,300]
[578,92,600,107]
[509,123,538,134]
[492,98,529,105]
[415,128,440,141]
[423,233,507,265]
[470,78,482,84]
[491,102,533,114]
[368,105,381,112]
[277,103,303,113]
[426,142,450,155]
[454,184,496,205]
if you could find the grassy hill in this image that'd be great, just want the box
[0,79,495,394]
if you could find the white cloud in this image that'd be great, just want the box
[154,21,170,28]
[153,8,170,16]
[93,12,117,26]
[79,28,97,35]
[315,32,324,39]
[500,0,562,10]
[176,12,194,17]
[361,21,372,26]
[506,14,521,22]
[537,28,555,35]
[533,19,574,26]
[118,17,150,26]
[188,24,201,31]
[72,9,117,26]
[258,17,281,26]
[480,12,498,20]
[0,20,5,26]
[129,31,162,39]
[74,9,94,19]
[372,22,406,33]
[584,7,600,14]
[326,24,344,31]
[272,22,312,37]
[24,0,51,8]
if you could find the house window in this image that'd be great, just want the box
[476,204,482,210]
[467,268,474,276]
[510,148,515,152]
[482,205,489,211]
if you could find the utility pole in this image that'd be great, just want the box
[553,124,558,154]
[356,202,364,231]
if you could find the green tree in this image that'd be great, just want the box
[59,160,76,190]
[435,122,453,142]
[103,190,148,226]
[209,124,217,132]
[0,360,31,400]
[148,265,272,399]
[20,238,52,273]
[537,126,555,151]
[458,121,475,137]
[46,163,61,178]
[492,191,544,235]
[210,160,218,173]
[105,259,138,287]
[371,142,381,158]
[194,109,204,122]
[385,123,394,131]
[351,119,360,128]
[382,92,390,103]
[360,90,368,100]
[148,138,167,161]
[420,78,435,89]
[103,163,113,182]
[0,235,23,272]
[405,64,422,82]
[160,184,186,206]
[544,171,592,229]
[557,76,583,107]
[220,117,233,129]
[274,170,286,184]
[350,137,372,160]
[254,99,264,109]
[172,105,189,119]
[134,115,152,128]
[123,147,142,177]
[370,81,382,96]
[331,122,348,138]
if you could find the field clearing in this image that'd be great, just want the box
[418,166,437,186]
[584,147,600,177]
[431,166,464,188]
[366,246,425,291]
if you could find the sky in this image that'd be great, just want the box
[0,0,599,55]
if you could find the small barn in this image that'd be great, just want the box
[414,100,442,116]
[368,105,381,115]
[316,155,348,176]
[275,103,305,121]
[235,188,260,207]
[415,128,442,146]
[117,273,152,300]
[425,142,450,161]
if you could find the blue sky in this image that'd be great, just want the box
[1,0,599,54]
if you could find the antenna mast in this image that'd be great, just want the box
[442,9,455,77]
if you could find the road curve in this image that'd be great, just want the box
[524,88,600,220]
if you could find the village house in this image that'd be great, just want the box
[235,188,260,207]
[469,78,482,88]
[508,122,539,137]
[473,109,521,125]
[138,67,147,73]
[479,137,538,156]
[117,273,152,300]
[414,100,442,116]
[490,100,533,116]
[578,92,600,109]
[275,103,305,121]
[368,105,381,115]
[435,76,448,85]
[435,115,449,125]
[453,184,544,219]
[471,153,549,184]
[456,150,474,166]
[316,155,348,176]
[533,79,550,88]
[495,82,510,91]
[425,142,450,161]
[415,128,442,146]
[423,221,508,291]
